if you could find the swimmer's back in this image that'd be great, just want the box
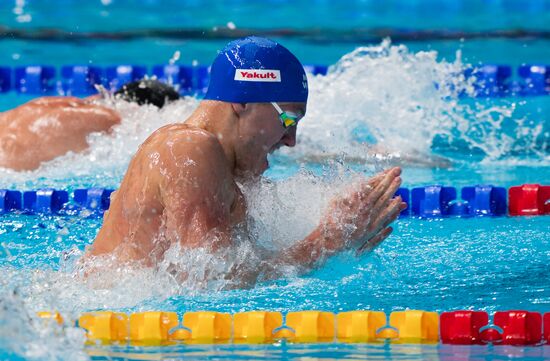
[0,97,120,171]
[90,124,240,264]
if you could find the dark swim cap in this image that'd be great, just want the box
[204,36,308,103]
[114,79,180,108]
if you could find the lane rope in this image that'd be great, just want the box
[35,309,550,346]
[2,184,549,217]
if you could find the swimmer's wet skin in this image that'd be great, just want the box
[0,79,179,171]
[86,36,406,285]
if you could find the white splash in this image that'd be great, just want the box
[0,287,88,361]
[296,39,546,164]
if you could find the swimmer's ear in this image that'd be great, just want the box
[231,102,247,116]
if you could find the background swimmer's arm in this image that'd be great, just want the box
[273,167,406,272]
[298,146,452,168]
[366,144,453,168]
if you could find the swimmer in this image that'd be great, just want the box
[0,79,179,171]
[87,37,406,281]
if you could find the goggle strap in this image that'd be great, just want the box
[271,102,284,115]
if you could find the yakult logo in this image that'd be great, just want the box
[234,69,281,82]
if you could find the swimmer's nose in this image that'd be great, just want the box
[282,126,297,147]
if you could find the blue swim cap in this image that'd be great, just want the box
[204,36,308,103]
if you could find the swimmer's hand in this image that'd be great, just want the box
[279,167,406,270]
[319,166,406,254]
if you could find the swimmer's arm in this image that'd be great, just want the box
[270,168,405,273]
[367,145,452,168]
[272,225,348,273]
[283,230,334,271]
[299,146,452,168]
[159,132,234,249]
[246,224,382,282]
[233,167,403,283]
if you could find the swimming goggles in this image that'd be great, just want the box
[271,102,299,129]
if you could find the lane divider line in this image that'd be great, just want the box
[2,184,548,217]
[35,310,550,346]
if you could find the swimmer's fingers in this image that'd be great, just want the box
[341,179,373,211]
[366,172,385,188]
[356,179,376,204]
[362,197,403,243]
[354,174,399,232]
[371,177,402,215]
[366,167,398,189]
[356,226,393,256]
[340,167,399,209]
[374,167,399,178]
[381,202,407,228]
[374,199,406,232]
[357,173,399,223]
[364,168,401,207]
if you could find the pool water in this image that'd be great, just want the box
[1,1,550,360]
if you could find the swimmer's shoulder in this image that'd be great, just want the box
[25,96,84,107]
[138,124,231,191]
[0,97,71,122]
[22,96,116,113]
[8,96,115,117]
[142,124,226,162]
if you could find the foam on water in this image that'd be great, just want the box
[298,40,547,164]
[0,288,88,361]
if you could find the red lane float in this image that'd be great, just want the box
[508,184,550,216]
[440,311,488,345]
[494,310,542,345]
[544,313,550,344]
[441,310,544,345]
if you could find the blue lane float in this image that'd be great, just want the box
[303,65,328,76]
[0,64,548,96]
[0,188,113,216]
[151,65,194,94]
[395,187,410,216]
[105,65,147,91]
[467,64,512,97]
[518,64,549,96]
[14,66,56,94]
[411,185,507,218]
[61,65,104,95]
[23,189,69,214]
[0,67,11,93]
[0,190,22,213]
[411,185,457,218]
[461,185,507,217]
[74,188,114,212]
[195,65,211,95]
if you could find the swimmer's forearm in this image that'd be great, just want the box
[278,225,343,270]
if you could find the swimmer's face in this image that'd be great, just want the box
[232,102,306,177]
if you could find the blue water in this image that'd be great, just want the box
[1,343,546,361]
[1,1,550,360]
[2,209,550,312]
[1,1,549,67]
[1,0,549,30]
